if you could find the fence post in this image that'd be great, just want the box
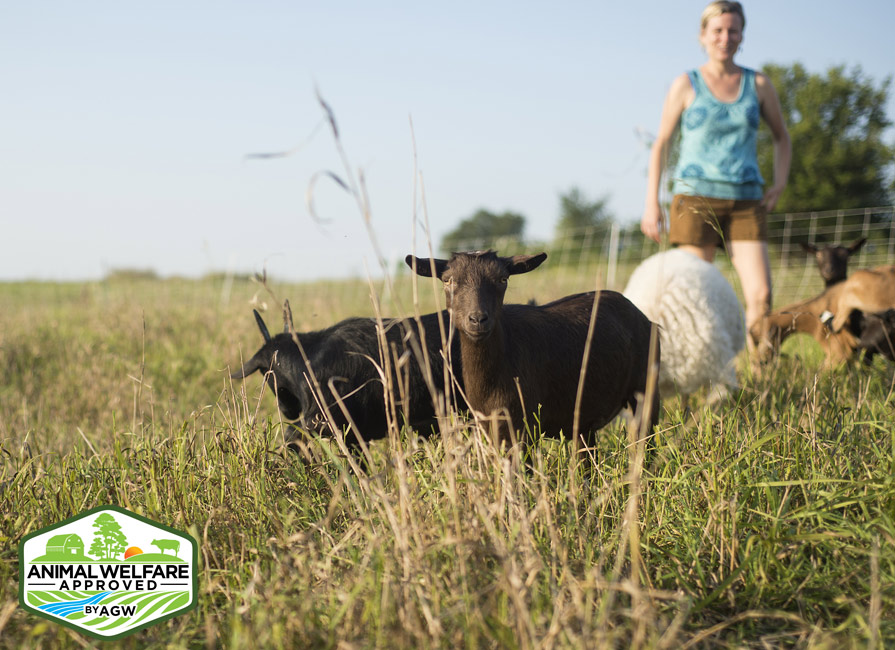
[781,213,793,268]
[579,226,594,276]
[607,222,620,290]
[558,227,570,268]
[861,208,872,266]
[889,211,895,260]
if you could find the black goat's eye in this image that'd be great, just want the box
[500,277,508,284]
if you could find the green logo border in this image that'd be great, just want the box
[19,504,199,641]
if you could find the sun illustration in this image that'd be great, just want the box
[124,546,143,559]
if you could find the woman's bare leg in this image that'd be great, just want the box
[677,243,717,263]
[728,240,772,352]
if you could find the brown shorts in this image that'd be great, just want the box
[668,194,767,247]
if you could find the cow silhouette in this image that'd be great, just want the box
[151,538,180,558]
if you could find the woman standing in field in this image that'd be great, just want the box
[641,0,791,349]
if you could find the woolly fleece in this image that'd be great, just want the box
[623,248,745,397]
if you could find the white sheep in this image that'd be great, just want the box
[623,248,744,405]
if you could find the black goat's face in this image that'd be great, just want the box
[232,309,306,421]
[405,251,547,341]
[263,368,304,421]
[801,238,866,286]
[232,338,306,420]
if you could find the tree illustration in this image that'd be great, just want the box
[90,513,128,560]
[88,535,106,559]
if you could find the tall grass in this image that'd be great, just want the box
[1,268,894,649]
[2,99,894,648]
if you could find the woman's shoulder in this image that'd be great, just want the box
[657,72,697,117]
[751,69,780,101]
[742,67,772,87]
[667,72,695,99]
[671,71,696,87]
[752,69,771,86]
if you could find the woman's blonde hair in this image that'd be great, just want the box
[701,1,745,31]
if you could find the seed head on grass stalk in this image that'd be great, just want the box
[309,91,462,448]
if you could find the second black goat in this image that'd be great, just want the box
[231,303,463,450]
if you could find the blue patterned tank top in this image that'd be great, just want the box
[672,67,764,200]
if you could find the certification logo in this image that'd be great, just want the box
[19,505,197,640]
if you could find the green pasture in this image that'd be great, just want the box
[1,263,893,648]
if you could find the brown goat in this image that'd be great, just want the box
[405,250,659,448]
[797,239,895,362]
[828,265,895,333]
[750,283,859,365]
[751,266,895,365]
[800,237,866,287]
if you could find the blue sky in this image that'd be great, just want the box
[3,1,893,281]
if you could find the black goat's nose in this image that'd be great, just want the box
[468,311,488,325]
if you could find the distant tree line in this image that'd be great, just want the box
[440,209,527,253]
[758,63,894,215]
[439,62,894,256]
[439,187,612,257]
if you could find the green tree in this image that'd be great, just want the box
[440,209,526,254]
[88,535,106,560]
[91,513,128,560]
[552,187,614,264]
[554,187,612,235]
[759,63,894,216]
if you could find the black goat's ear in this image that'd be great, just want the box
[800,242,818,254]
[253,310,272,343]
[848,237,867,254]
[283,300,294,333]
[405,255,448,279]
[506,252,547,276]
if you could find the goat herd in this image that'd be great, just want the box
[754,239,895,365]
[231,243,895,461]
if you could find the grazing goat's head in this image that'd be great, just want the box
[405,250,547,340]
[748,317,781,362]
[800,238,866,287]
[856,309,895,361]
[231,303,304,420]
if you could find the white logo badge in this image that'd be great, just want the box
[19,505,197,640]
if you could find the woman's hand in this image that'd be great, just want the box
[641,201,665,243]
[761,184,786,212]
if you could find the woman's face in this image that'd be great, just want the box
[700,12,743,61]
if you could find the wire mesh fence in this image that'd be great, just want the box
[445,206,895,304]
[764,206,895,301]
